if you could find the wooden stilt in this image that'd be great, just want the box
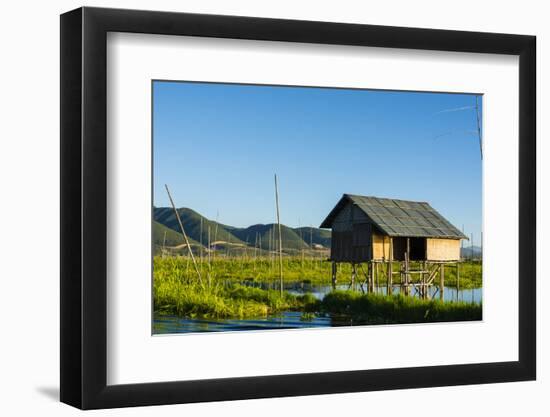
[419,261,425,298]
[405,238,411,296]
[375,262,379,293]
[388,260,392,295]
[456,262,460,301]
[331,261,337,290]
[440,263,445,301]
[388,238,393,296]
[369,262,374,292]
[351,263,357,290]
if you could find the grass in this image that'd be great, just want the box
[154,280,317,319]
[320,291,481,324]
[153,256,482,288]
[153,256,482,323]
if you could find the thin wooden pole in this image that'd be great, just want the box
[253,232,258,271]
[200,217,203,270]
[475,95,483,159]
[164,184,202,285]
[456,262,460,301]
[405,238,411,296]
[331,261,337,289]
[310,226,313,268]
[371,262,375,292]
[162,230,167,258]
[388,238,393,295]
[440,264,445,301]
[208,226,211,267]
[207,225,212,287]
[274,174,284,296]
[258,233,262,266]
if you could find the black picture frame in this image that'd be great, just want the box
[60,6,536,410]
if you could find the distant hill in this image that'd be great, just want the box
[154,207,245,249]
[152,220,202,254]
[153,220,184,247]
[154,207,331,253]
[293,227,331,248]
[230,223,309,251]
[461,245,482,259]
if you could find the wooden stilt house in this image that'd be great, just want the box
[320,194,467,262]
[320,194,468,299]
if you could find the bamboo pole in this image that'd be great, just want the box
[254,232,258,271]
[440,264,445,301]
[471,233,474,261]
[200,217,203,270]
[207,225,211,287]
[274,174,284,296]
[475,95,483,159]
[456,262,460,301]
[388,238,393,296]
[310,226,313,268]
[164,184,203,285]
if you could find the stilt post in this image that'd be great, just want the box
[351,263,357,290]
[440,263,445,301]
[456,262,460,301]
[388,238,393,296]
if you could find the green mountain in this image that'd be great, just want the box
[154,207,245,249]
[230,224,310,251]
[293,227,332,248]
[153,220,202,247]
[154,207,332,253]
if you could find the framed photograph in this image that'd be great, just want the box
[60,6,536,409]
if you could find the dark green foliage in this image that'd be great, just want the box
[321,291,481,324]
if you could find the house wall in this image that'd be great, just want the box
[330,204,461,262]
[372,233,391,260]
[330,202,372,262]
[426,238,461,261]
[331,202,353,232]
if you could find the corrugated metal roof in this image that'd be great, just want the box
[320,194,467,239]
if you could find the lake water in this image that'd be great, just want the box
[283,282,482,304]
[153,281,482,334]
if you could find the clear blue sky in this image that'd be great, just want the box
[153,81,482,245]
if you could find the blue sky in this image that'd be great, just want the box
[153,81,482,245]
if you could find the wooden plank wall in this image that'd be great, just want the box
[426,238,461,261]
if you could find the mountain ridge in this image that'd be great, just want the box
[153,206,331,251]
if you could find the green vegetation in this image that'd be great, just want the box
[321,291,481,324]
[153,256,482,323]
[153,256,481,288]
[154,273,317,319]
